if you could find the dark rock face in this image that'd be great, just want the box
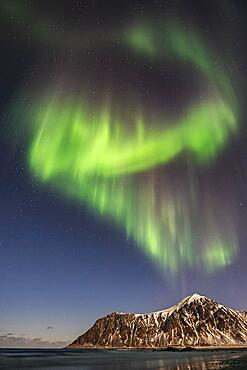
[68,294,247,348]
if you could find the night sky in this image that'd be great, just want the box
[1,0,247,348]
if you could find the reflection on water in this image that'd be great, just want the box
[0,349,246,370]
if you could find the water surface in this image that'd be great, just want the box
[0,348,247,369]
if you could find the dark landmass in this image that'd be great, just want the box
[68,293,247,349]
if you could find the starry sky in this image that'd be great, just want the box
[1,0,247,348]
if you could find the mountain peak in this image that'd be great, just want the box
[68,294,247,348]
[189,292,205,299]
[184,293,208,303]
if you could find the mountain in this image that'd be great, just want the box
[68,293,247,348]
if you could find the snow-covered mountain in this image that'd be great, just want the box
[68,293,247,348]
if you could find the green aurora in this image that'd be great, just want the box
[26,23,239,273]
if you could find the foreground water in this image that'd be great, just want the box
[0,348,247,370]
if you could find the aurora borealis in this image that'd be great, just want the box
[1,0,247,348]
[26,22,239,272]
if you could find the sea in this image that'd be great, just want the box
[0,348,247,370]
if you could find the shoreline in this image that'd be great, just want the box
[1,346,247,352]
[65,345,247,351]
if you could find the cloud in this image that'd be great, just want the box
[0,333,68,348]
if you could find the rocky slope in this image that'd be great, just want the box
[68,293,247,348]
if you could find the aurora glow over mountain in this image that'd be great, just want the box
[1,0,247,349]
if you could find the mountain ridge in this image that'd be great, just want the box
[68,293,247,348]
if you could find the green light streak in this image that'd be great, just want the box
[30,98,236,179]
[26,22,239,273]
[204,243,235,272]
